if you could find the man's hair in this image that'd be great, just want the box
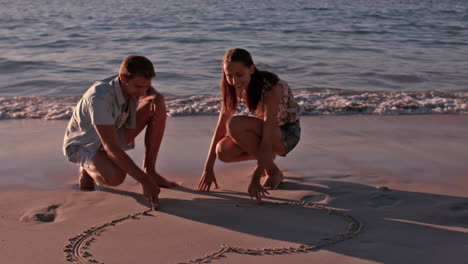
[119,55,156,79]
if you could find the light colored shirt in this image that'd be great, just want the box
[63,75,137,157]
[117,103,130,129]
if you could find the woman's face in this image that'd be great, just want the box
[223,61,254,92]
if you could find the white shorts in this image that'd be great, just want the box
[67,129,134,168]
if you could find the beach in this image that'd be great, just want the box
[2,0,468,263]
[0,115,467,264]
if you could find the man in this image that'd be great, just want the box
[63,55,176,208]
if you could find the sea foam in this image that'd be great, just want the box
[1,89,467,120]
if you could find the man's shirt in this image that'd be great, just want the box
[63,75,138,157]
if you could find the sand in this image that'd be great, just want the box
[0,116,467,264]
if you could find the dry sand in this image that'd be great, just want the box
[0,116,467,264]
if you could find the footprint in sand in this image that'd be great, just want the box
[20,204,60,223]
[303,194,331,204]
[368,193,400,208]
[448,202,468,214]
[448,202,468,224]
[330,174,352,179]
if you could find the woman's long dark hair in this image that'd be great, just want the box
[221,48,279,114]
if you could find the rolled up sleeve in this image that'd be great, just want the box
[89,94,115,126]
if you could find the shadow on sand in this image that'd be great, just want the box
[99,175,468,264]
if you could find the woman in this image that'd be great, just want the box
[198,48,300,201]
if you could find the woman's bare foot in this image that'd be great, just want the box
[262,170,284,190]
[79,167,95,191]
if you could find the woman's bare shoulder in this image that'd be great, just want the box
[263,82,283,102]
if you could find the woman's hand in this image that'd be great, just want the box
[248,167,269,202]
[198,168,219,192]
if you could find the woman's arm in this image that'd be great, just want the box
[198,110,233,191]
[248,83,282,201]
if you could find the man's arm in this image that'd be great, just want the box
[94,125,147,181]
[94,125,160,205]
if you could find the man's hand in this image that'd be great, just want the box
[141,179,160,210]
[198,168,219,192]
[248,167,269,202]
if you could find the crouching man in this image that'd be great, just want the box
[63,55,177,207]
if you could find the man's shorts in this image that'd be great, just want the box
[279,120,301,157]
[67,129,135,169]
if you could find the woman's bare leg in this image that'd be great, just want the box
[216,136,256,162]
[217,115,286,189]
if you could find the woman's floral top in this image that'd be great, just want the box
[253,80,300,126]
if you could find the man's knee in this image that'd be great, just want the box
[156,92,165,104]
[151,93,167,121]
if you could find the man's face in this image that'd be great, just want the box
[121,75,152,101]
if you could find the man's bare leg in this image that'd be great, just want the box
[79,167,95,191]
[142,94,177,187]
[84,150,127,187]
[77,149,128,191]
[126,93,177,187]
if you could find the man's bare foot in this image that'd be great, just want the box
[79,167,95,191]
[147,171,178,188]
[155,176,178,188]
[262,171,284,190]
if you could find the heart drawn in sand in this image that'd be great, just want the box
[64,200,362,264]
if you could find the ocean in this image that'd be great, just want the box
[1,0,467,118]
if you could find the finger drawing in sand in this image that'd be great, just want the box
[63,55,177,209]
[198,48,301,201]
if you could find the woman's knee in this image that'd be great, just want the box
[216,138,231,162]
[227,116,245,137]
[227,116,262,138]
[217,137,246,162]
